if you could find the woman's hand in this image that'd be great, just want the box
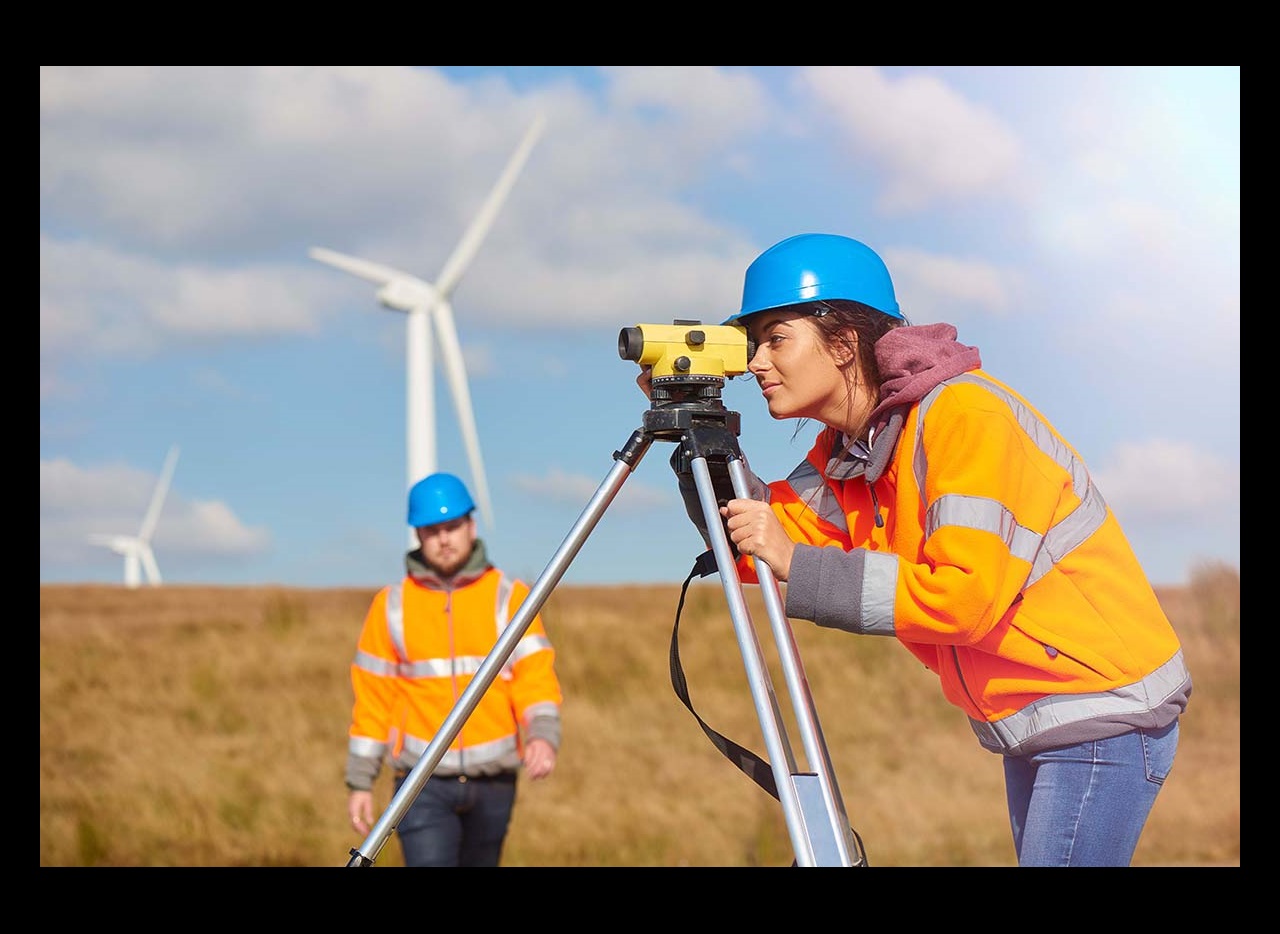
[721,498,795,581]
[636,364,653,399]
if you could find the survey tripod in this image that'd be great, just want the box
[346,323,866,867]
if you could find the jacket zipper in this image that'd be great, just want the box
[445,590,466,771]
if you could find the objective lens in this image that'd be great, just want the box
[618,327,644,362]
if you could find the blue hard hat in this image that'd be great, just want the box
[407,473,476,527]
[725,233,903,324]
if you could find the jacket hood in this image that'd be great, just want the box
[866,323,982,428]
[406,537,493,589]
[861,323,981,483]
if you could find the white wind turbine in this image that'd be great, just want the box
[87,444,180,589]
[310,114,546,542]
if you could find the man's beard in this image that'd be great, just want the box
[429,547,471,578]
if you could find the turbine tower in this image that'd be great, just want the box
[87,444,180,589]
[310,113,545,540]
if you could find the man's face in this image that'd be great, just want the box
[415,514,477,577]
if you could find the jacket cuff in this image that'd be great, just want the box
[525,712,562,751]
[344,753,382,791]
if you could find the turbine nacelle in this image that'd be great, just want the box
[375,277,438,314]
[88,534,133,556]
[310,114,546,540]
[86,445,179,588]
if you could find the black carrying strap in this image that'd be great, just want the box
[669,549,869,866]
[669,550,779,798]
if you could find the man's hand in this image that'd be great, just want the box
[522,738,557,781]
[348,789,374,835]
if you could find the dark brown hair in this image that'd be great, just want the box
[795,299,904,444]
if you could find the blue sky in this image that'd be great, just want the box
[40,66,1240,589]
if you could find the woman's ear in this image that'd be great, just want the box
[831,329,859,367]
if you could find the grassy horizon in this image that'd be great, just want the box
[39,562,1239,867]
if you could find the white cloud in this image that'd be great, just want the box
[40,234,328,360]
[41,66,767,339]
[38,67,1240,588]
[40,456,270,565]
[883,247,1019,324]
[797,65,1025,214]
[510,467,671,514]
[1090,438,1239,520]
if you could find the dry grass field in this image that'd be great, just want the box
[39,562,1239,867]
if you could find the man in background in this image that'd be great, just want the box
[345,472,563,866]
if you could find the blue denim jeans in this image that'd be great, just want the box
[393,771,518,867]
[1002,721,1179,866]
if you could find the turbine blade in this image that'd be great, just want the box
[310,247,407,287]
[432,299,494,529]
[139,445,179,542]
[140,544,162,586]
[313,247,435,313]
[435,113,546,298]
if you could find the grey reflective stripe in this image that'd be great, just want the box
[352,648,399,677]
[496,573,516,680]
[786,459,849,532]
[351,583,408,676]
[1029,487,1108,587]
[400,657,464,678]
[496,572,555,672]
[399,732,518,771]
[915,374,1109,590]
[511,634,553,663]
[386,573,551,680]
[348,735,387,758]
[860,551,899,635]
[968,650,1192,754]
[926,494,1042,566]
[385,582,409,663]
[522,700,559,722]
[495,573,515,636]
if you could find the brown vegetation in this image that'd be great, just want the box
[39,562,1239,867]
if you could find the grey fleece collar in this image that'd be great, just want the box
[405,537,493,589]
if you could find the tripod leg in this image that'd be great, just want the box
[725,458,861,867]
[689,456,833,866]
[347,429,656,867]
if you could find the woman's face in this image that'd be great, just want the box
[745,309,860,430]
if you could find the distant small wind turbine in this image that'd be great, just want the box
[310,114,545,540]
[87,444,180,589]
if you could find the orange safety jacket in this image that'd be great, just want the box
[728,324,1192,757]
[346,544,562,787]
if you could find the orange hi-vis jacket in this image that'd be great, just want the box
[730,324,1192,757]
[345,544,562,788]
